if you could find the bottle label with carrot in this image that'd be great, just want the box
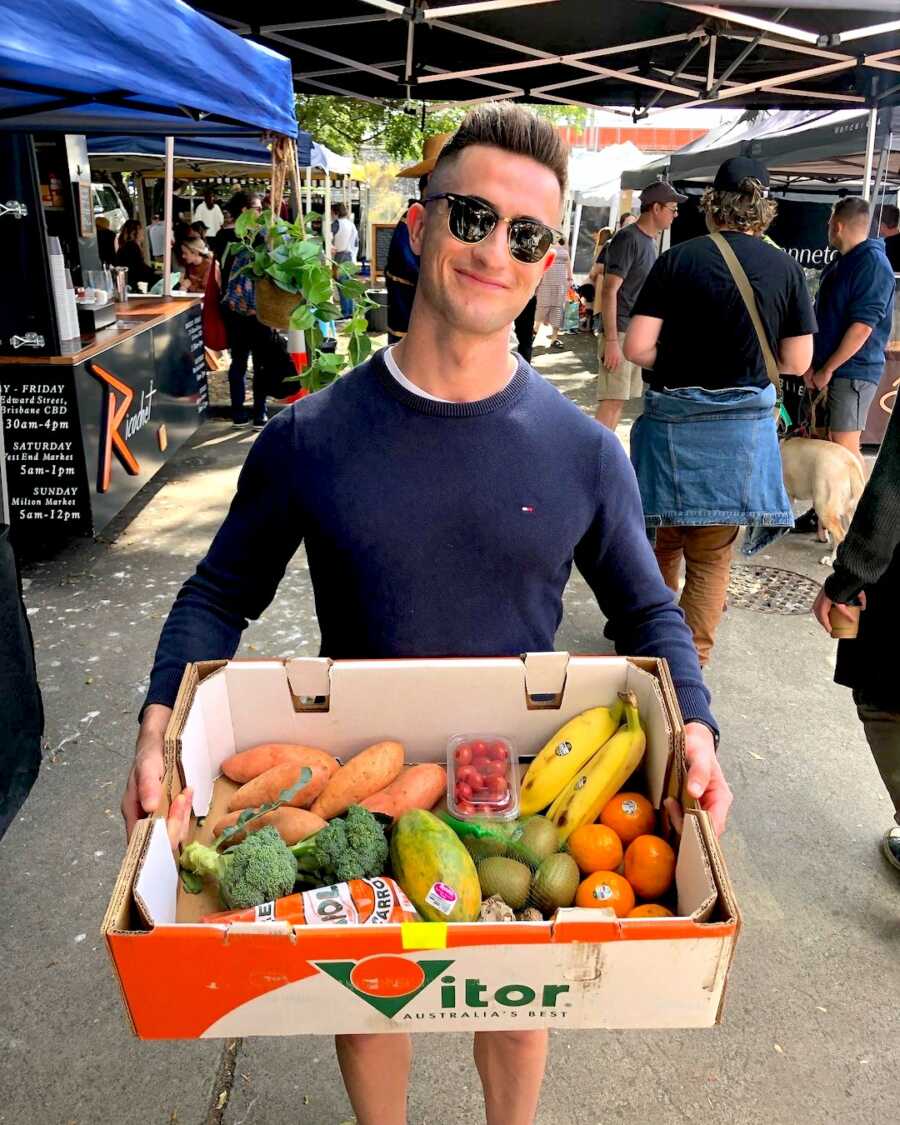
[201,876,418,927]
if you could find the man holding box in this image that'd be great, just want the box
[123,103,731,1125]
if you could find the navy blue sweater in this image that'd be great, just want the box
[146,351,715,731]
[813,238,896,384]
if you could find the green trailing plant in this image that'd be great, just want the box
[234,208,376,392]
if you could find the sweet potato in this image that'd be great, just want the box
[221,743,336,784]
[310,740,405,820]
[361,763,448,819]
[212,807,327,846]
[227,757,338,812]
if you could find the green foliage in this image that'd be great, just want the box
[295,96,586,163]
[233,209,376,392]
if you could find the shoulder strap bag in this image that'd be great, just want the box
[707,232,782,418]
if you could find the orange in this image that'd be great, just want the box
[574,871,635,917]
[623,834,676,899]
[600,792,655,845]
[567,824,623,874]
[626,904,674,919]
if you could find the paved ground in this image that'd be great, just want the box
[2,326,897,1125]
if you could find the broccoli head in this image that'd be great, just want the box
[180,825,298,909]
[291,805,389,885]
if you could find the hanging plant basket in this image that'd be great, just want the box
[256,278,302,330]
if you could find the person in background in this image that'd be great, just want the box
[534,235,574,349]
[211,191,248,265]
[115,219,160,292]
[806,198,895,462]
[249,194,263,214]
[174,237,214,294]
[220,195,276,429]
[331,202,359,319]
[584,226,613,332]
[194,190,224,238]
[878,202,900,273]
[813,395,900,873]
[190,220,209,244]
[123,102,729,1125]
[625,157,816,667]
[386,134,451,343]
[596,184,683,431]
[146,213,167,260]
[95,217,117,267]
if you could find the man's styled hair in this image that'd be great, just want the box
[832,196,870,226]
[701,177,777,234]
[879,202,899,228]
[431,102,568,196]
[331,202,348,218]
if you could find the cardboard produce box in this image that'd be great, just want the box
[103,653,739,1040]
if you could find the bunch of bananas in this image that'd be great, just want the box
[520,692,646,842]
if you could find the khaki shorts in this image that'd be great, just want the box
[596,333,645,401]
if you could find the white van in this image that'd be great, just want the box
[91,183,128,233]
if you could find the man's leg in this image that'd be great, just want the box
[829,428,863,465]
[677,525,739,666]
[653,526,685,595]
[595,398,625,430]
[474,1030,549,1125]
[335,1033,412,1125]
[853,695,900,870]
[226,311,252,424]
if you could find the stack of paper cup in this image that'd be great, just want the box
[47,237,80,340]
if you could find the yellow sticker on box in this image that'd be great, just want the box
[401,922,448,950]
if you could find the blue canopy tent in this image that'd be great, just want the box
[0,0,297,137]
[86,133,312,169]
[1,0,299,293]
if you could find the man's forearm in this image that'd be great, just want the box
[601,284,619,339]
[821,321,873,373]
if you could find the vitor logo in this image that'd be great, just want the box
[316,955,453,1017]
[315,956,572,1021]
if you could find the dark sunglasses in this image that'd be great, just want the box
[423,192,561,264]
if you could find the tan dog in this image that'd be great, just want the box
[781,437,866,565]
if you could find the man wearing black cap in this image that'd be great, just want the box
[624,157,816,666]
[595,181,685,432]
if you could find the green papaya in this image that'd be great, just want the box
[391,810,481,923]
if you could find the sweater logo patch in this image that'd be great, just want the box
[521,506,535,513]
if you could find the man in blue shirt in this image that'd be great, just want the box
[123,104,731,1125]
[807,196,896,462]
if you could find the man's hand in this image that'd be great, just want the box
[665,722,732,838]
[801,366,816,390]
[812,367,833,391]
[812,587,865,635]
[602,339,622,373]
[121,704,173,840]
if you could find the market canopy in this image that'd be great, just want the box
[0,0,297,136]
[199,1,900,115]
[87,133,313,176]
[622,104,900,187]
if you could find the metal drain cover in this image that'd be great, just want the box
[727,565,821,615]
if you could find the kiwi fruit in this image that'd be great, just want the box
[465,834,507,863]
[530,853,580,914]
[514,816,560,865]
[477,857,533,910]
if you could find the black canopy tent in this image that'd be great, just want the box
[197,1,900,115]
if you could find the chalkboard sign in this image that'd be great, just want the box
[0,374,92,539]
[372,223,398,279]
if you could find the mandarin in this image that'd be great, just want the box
[623,834,676,899]
[574,871,635,917]
[626,904,674,918]
[567,823,623,874]
[599,792,655,845]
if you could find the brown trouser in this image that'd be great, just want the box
[854,693,900,826]
[654,525,739,666]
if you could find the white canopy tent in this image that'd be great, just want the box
[567,142,656,262]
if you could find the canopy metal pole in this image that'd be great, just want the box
[305,165,312,214]
[862,107,878,201]
[163,136,174,297]
[324,171,332,260]
[570,201,583,262]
